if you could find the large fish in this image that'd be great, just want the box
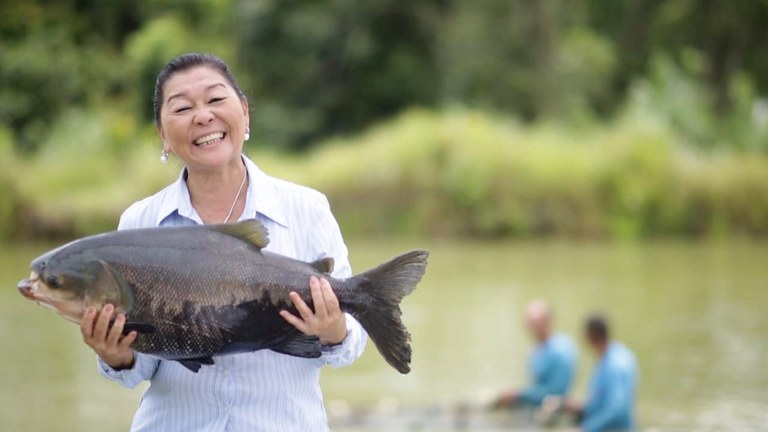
[16,219,428,374]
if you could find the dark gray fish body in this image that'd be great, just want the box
[17,220,428,374]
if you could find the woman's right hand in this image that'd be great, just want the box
[81,304,137,370]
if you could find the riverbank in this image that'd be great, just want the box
[2,108,767,240]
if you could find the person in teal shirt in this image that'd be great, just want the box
[568,314,638,432]
[495,299,577,407]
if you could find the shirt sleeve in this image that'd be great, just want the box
[321,313,368,368]
[581,366,632,432]
[518,368,566,405]
[311,195,368,367]
[97,353,160,389]
[518,351,572,405]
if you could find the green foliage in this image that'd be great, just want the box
[0,126,21,240]
[13,108,176,238]
[125,3,240,123]
[2,0,768,152]
[0,0,237,149]
[236,0,444,149]
[0,31,124,152]
[1,0,768,241]
[2,108,768,240]
[125,13,196,123]
[625,53,768,152]
[262,109,768,239]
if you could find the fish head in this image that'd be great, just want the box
[18,245,132,325]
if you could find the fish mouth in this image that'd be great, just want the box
[17,272,50,303]
[18,274,84,320]
[18,278,43,301]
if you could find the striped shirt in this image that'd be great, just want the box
[97,154,368,432]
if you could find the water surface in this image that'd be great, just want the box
[1,239,766,431]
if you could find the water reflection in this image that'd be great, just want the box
[1,240,766,431]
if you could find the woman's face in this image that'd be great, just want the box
[158,66,249,172]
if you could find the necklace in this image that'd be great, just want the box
[223,169,247,223]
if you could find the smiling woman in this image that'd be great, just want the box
[159,71,248,169]
[154,56,251,223]
[74,52,370,432]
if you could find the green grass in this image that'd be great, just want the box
[2,108,768,240]
[268,108,768,239]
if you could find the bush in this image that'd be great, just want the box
[0,127,21,240]
[262,108,768,239]
[3,108,768,241]
[13,107,176,238]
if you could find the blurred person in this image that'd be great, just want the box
[494,299,577,408]
[567,314,638,432]
[78,52,367,432]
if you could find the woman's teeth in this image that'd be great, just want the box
[194,132,225,146]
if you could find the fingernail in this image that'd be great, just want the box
[104,304,113,312]
[86,307,95,314]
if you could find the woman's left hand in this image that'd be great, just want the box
[280,276,348,345]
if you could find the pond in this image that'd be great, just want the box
[1,238,766,431]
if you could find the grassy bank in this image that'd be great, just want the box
[2,108,768,240]
[269,109,768,239]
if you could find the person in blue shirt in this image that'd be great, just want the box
[494,299,577,408]
[567,314,638,432]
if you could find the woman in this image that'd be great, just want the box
[80,53,367,431]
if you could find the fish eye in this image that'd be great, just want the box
[46,275,61,288]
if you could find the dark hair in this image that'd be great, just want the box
[585,313,609,342]
[153,52,246,125]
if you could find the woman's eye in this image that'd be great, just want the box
[174,106,191,113]
[209,97,226,103]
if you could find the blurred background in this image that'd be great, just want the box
[0,0,766,431]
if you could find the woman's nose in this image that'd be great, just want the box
[194,108,215,124]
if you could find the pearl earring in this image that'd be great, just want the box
[160,150,169,164]
[244,127,250,142]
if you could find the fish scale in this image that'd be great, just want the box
[17,219,428,374]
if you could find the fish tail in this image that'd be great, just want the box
[352,250,428,374]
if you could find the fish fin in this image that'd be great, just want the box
[210,219,270,249]
[310,257,334,274]
[122,322,156,335]
[88,260,134,312]
[350,250,428,374]
[177,356,215,373]
[271,334,322,358]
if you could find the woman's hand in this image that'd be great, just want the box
[81,304,137,370]
[280,276,348,346]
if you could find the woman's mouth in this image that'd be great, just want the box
[194,132,225,147]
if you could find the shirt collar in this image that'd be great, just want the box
[242,155,289,227]
[155,154,289,227]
